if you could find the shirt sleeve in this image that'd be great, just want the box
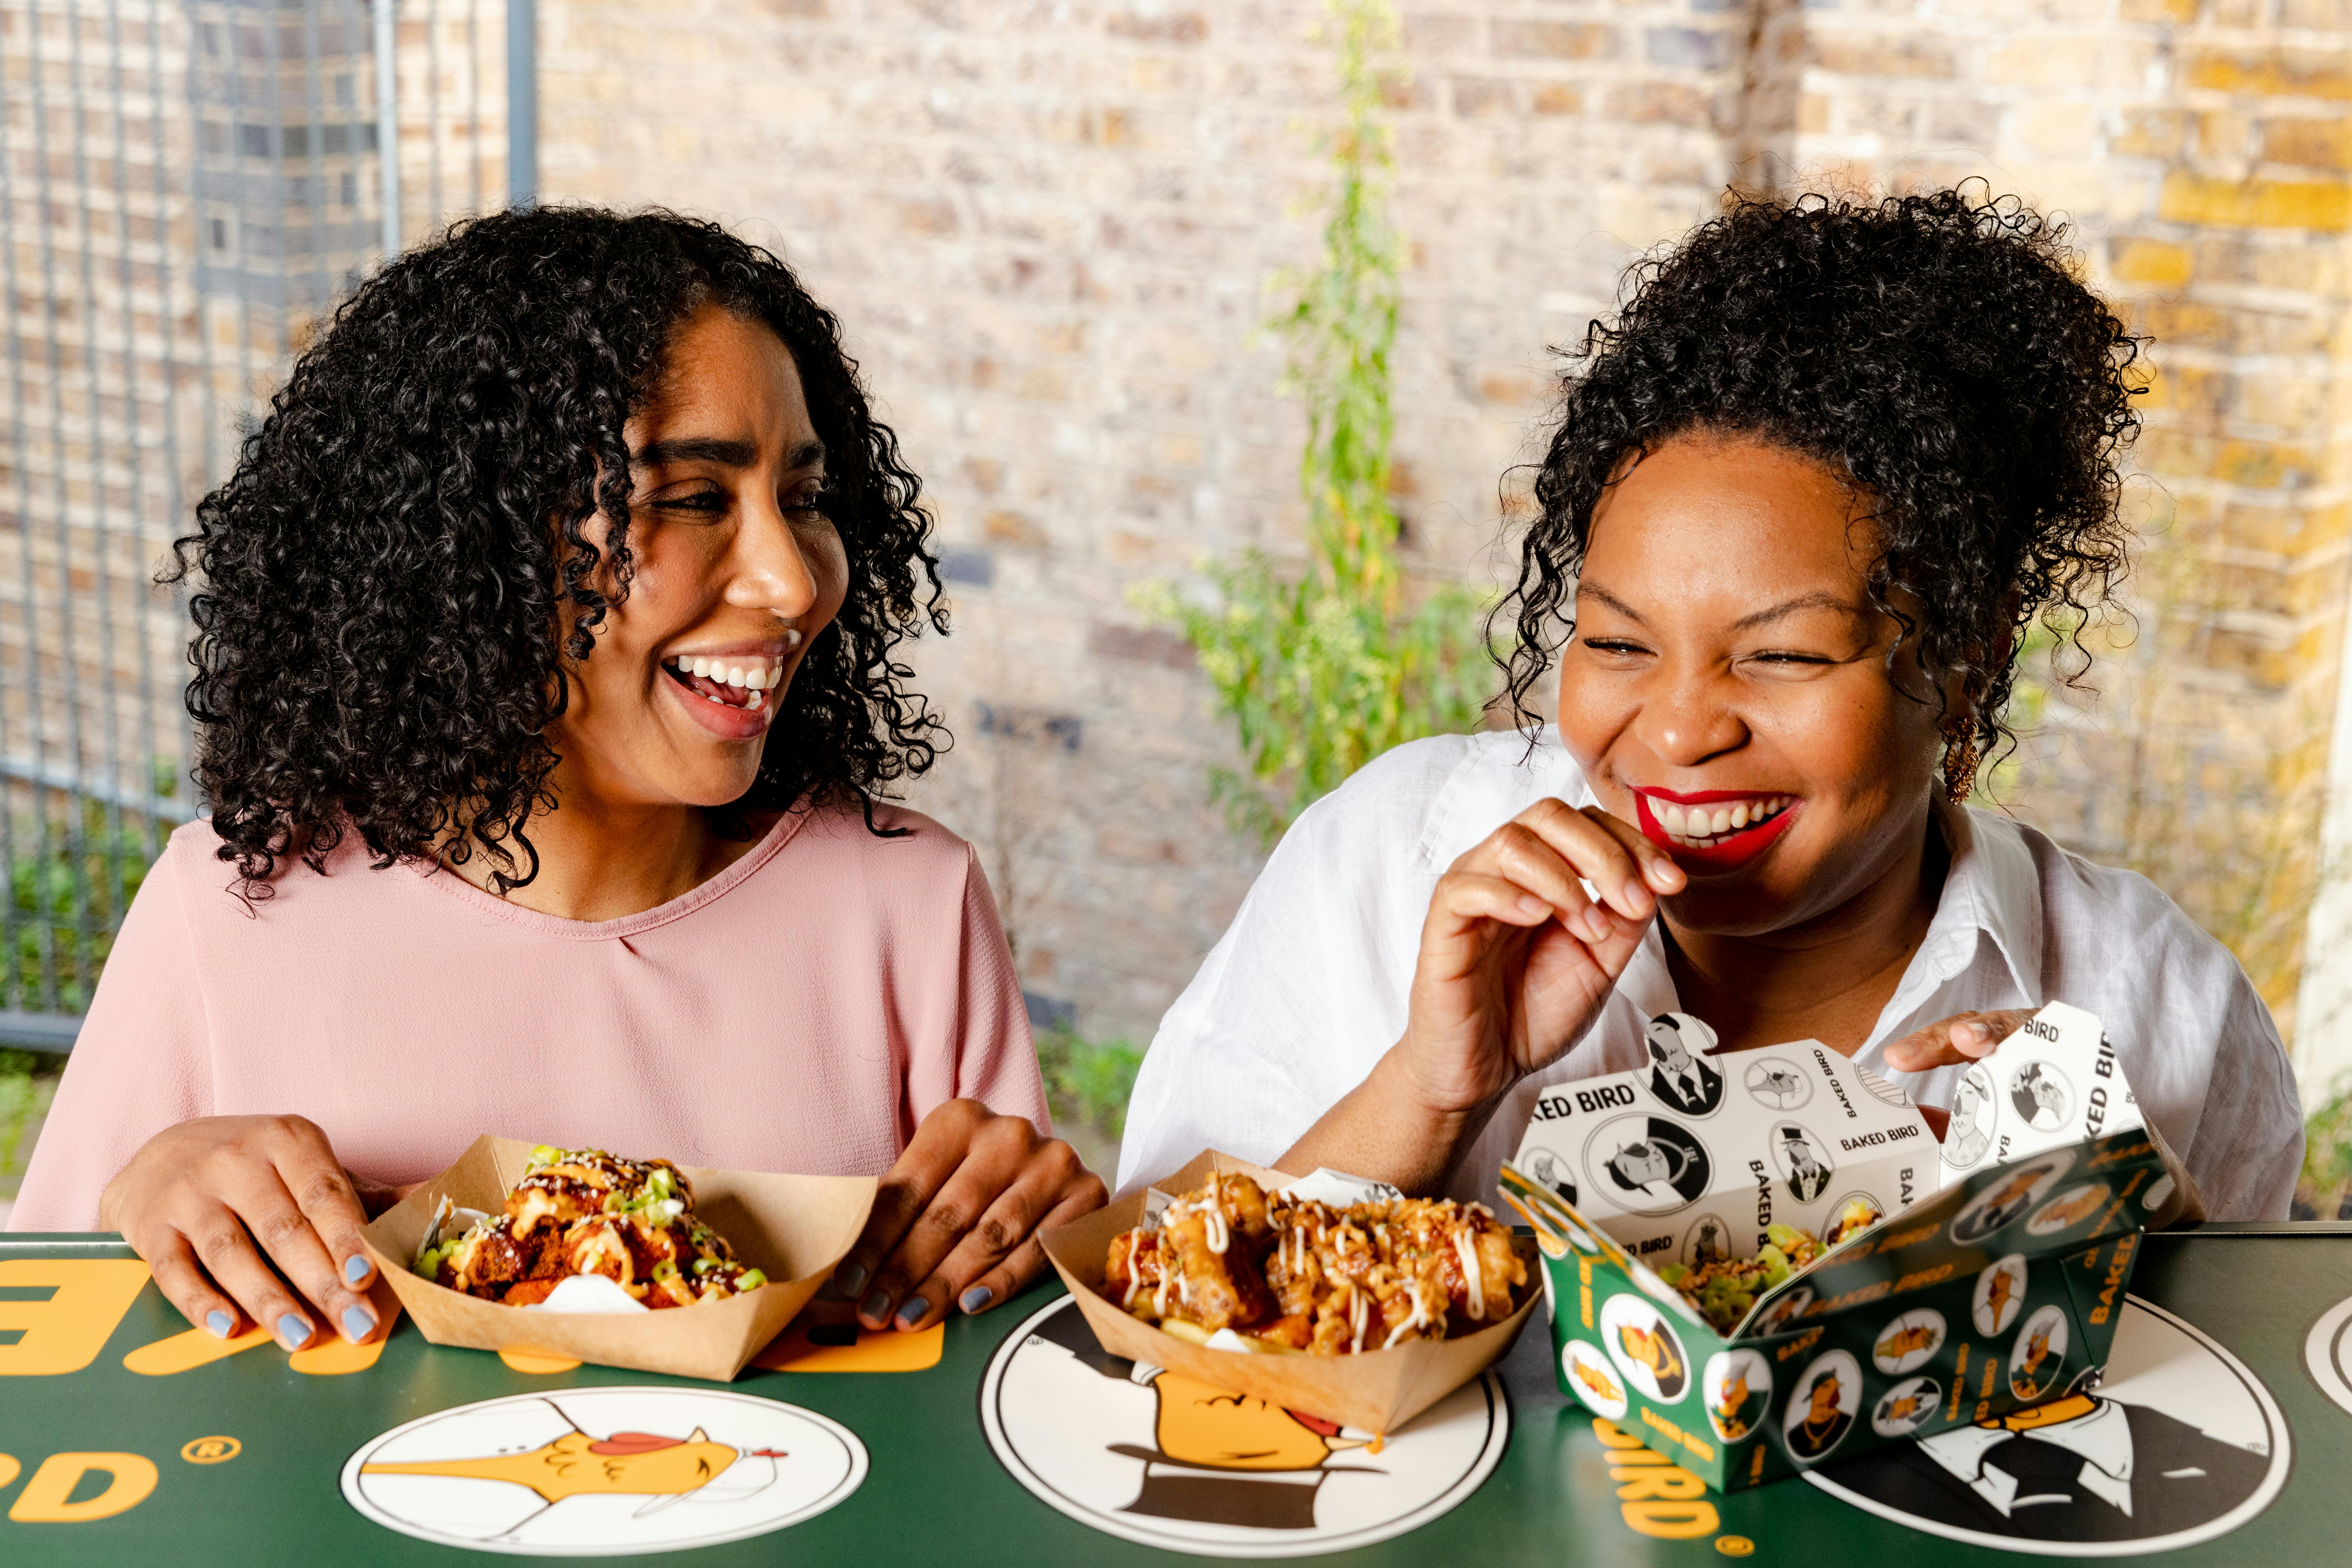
[8,838,214,1231]
[2179,967,2304,1220]
[903,844,1050,1143]
[1116,741,1464,1195]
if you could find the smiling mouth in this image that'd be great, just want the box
[663,654,784,713]
[1649,794,1794,849]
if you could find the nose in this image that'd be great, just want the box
[726,486,821,620]
[1628,660,1748,768]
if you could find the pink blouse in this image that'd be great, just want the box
[10,802,1049,1231]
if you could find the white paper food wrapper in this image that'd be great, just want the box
[1940,1000,2144,1180]
[1510,1011,1938,1270]
[1138,1167,1403,1231]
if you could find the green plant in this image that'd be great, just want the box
[7,806,159,1014]
[1136,0,1490,846]
[1035,1029,1145,1140]
[2298,1076,2352,1220]
[0,1048,41,1177]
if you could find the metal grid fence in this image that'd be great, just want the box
[0,0,527,1049]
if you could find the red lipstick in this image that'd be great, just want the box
[1630,790,1799,873]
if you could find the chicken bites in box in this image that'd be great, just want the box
[1507,1004,2169,1490]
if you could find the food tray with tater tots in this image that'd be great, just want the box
[362,1134,877,1381]
[1504,1003,2175,1491]
[1038,1150,1544,1435]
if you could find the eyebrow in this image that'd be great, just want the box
[631,436,826,471]
[1576,581,1864,631]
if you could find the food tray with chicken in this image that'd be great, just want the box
[363,1134,877,1381]
[1040,1151,1543,1435]
[1504,1003,2172,1491]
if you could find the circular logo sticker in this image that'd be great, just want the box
[1810,1296,2292,1554]
[1681,1213,1737,1270]
[1563,1339,1629,1421]
[1783,1351,1862,1462]
[1703,1350,1772,1444]
[340,1388,866,1556]
[1751,1285,1814,1337]
[2008,1061,2073,1131]
[979,1297,1507,1557]
[1873,1307,1947,1375]
[1517,1146,1580,1212]
[2306,1294,2352,1418]
[1600,1292,1691,1403]
[1945,1064,1999,1170]
[1872,1376,1942,1438]
[2027,1182,2111,1238]
[1584,1115,1713,1216]
[2009,1304,2070,1401]
[1744,1057,1812,1111]
[1972,1255,2030,1338]
[1825,1191,1886,1248]
[1643,1013,1726,1117]
[1951,1152,2074,1246]
[1770,1121,1835,1203]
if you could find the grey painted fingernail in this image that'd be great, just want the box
[960,1285,994,1314]
[859,1290,891,1321]
[837,1263,869,1297]
[341,1305,378,1343]
[345,1254,372,1285]
[205,1309,234,1339]
[895,1296,929,1328]
[277,1313,312,1351]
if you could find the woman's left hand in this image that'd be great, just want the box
[833,1099,1106,1332]
[1881,1008,2036,1137]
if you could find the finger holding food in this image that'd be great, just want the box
[1881,1008,2035,1074]
[101,1113,386,1350]
[834,1098,1107,1332]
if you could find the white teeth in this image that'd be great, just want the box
[746,666,767,691]
[690,656,709,677]
[1655,795,1794,847]
[1663,804,1685,835]
[1730,803,1749,829]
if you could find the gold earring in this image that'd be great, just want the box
[1939,712,1980,805]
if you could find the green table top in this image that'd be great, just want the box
[2,1224,2348,1565]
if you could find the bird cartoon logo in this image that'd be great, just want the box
[342,1389,867,1554]
[1702,1350,1771,1444]
[980,1298,1507,1554]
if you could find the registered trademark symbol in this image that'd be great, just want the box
[180,1436,241,1465]
[1715,1536,1755,1557]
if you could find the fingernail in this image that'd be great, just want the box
[277,1313,312,1351]
[341,1304,378,1343]
[1517,894,1548,918]
[1623,879,1650,910]
[960,1285,994,1314]
[1583,909,1612,942]
[859,1289,892,1322]
[205,1309,234,1339]
[345,1254,372,1285]
[895,1296,930,1328]
[838,1263,869,1297]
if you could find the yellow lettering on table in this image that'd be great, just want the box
[124,1325,271,1376]
[1615,1467,1707,1501]
[0,1455,18,1490]
[291,1280,404,1376]
[179,1437,240,1465]
[7,1453,159,1522]
[498,1347,584,1374]
[0,1261,152,1377]
[753,1319,944,1374]
[1622,1500,1721,1538]
[1592,1419,1646,1449]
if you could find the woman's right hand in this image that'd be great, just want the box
[100,1115,383,1350]
[1397,798,1686,1120]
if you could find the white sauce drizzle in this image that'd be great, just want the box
[1202,1187,1230,1255]
[1381,1281,1427,1350]
[1349,1288,1369,1354]
[1455,1228,1487,1320]
[1122,1237,1145,1308]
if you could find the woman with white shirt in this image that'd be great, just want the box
[1120,190,2304,1218]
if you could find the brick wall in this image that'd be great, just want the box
[537,0,2352,1093]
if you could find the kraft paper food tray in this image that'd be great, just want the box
[1039,1149,1542,1436]
[361,1135,877,1382]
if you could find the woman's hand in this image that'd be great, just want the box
[1881,1008,2035,1138]
[99,1115,383,1351]
[831,1099,1106,1332]
[1399,799,1686,1118]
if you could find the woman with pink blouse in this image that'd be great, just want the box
[8,208,1105,1354]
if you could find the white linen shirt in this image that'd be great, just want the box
[1119,728,2305,1219]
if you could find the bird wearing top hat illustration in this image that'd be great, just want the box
[1027,1304,1379,1530]
[1778,1126,1832,1203]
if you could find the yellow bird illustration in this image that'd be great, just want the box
[1616,1323,1683,1389]
[1876,1322,1934,1361]
[1574,1356,1626,1405]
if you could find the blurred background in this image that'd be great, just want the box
[5,0,2352,1215]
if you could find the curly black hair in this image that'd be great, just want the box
[168,206,946,892]
[1501,186,2144,780]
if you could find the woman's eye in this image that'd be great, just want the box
[651,487,727,516]
[1749,650,1832,667]
[786,486,833,518]
[1581,638,1650,656]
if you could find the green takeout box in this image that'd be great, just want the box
[1498,1006,2171,1492]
